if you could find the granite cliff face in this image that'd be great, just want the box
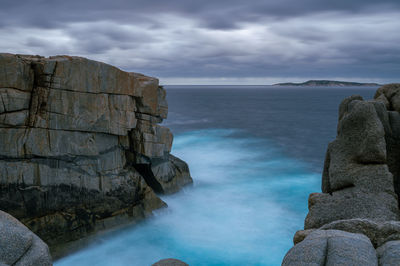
[283,84,400,265]
[0,53,192,253]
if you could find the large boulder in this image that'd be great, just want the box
[283,230,378,266]
[296,219,400,248]
[306,96,399,229]
[0,53,192,254]
[152,258,188,266]
[0,210,52,266]
[377,241,400,266]
[283,84,400,265]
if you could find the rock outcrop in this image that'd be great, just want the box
[283,84,400,265]
[0,210,52,266]
[152,258,189,266]
[0,53,192,255]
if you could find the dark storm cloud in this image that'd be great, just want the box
[1,0,399,84]
[1,0,399,28]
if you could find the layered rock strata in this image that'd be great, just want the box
[0,54,192,252]
[283,84,400,265]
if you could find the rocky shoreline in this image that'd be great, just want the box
[0,53,192,264]
[2,53,399,265]
[283,84,400,265]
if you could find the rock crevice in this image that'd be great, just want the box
[0,53,193,257]
[283,84,400,265]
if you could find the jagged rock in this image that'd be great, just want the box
[283,230,378,266]
[385,111,400,207]
[130,119,173,161]
[0,210,52,266]
[0,53,192,255]
[152,258,188,266]
[307,96,399,228]
[377,241,400,266]
[151,155,193,194]
[283,85,400,265]
[375,94,391,110]
[375,84,400,112]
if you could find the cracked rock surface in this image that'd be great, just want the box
[0,53,193,257]
[283,84,400,265]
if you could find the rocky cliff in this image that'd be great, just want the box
[283,84,400,265]
[0,53,192,255]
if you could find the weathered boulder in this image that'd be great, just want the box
[377,241,400,266]
[297,219,400,248]
[374,84,400,112]
[283,230,378,266]
[283,84,400,265]
[305,190,398,229]
[306,96,399,229]
[0,53,192,255]
[0,210,52,266]
[152,258,189,266]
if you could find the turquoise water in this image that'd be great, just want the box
[55,86,377,265]
[56,129,319,265]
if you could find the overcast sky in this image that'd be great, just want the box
[1,0,399,85]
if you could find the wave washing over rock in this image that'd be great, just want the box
[282,84,400,265]
[0,53,192,262]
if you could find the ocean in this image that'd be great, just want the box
[55,86,378,266]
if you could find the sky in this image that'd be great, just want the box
[1,0,399,85]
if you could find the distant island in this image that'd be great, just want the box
[274,80,381,86]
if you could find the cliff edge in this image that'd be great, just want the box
[0,53,192,256]
[282,84,400,265]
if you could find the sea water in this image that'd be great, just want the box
[56,86,377,266]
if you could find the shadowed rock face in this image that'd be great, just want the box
[283,84,400,265]
[0,53,192,255]
[152,258,189,266]
[375,84,400,207]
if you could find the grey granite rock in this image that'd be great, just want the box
[283,85,400,265]
[283,230,377,266]
[0,53,192,256]
[377,241,400,266]
[293,229,315,245]
[0,210,52,266]
[305,191,398,229]
[152,258,188,266]
[374,84,400,112]
[375,94,390,110]
[150,155,193,194]
[317,219,400,248]
[309,96,399,228]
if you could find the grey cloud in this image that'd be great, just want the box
[2,0,400,29]
[0,0,399,83]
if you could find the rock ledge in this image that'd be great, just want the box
[283,84,400,265]
[0,53,193,257]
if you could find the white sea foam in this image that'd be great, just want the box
[55,129,319,266]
